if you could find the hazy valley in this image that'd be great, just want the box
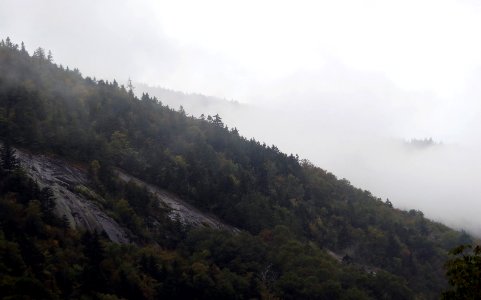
[2,0,481,298]
[136,84,481,236]
[0,39,474,299]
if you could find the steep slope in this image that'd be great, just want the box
[14,149,237,244]
[116,170,239,232]
[0,38,473,299]
[16,149,130,243]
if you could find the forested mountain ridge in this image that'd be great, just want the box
[0,38,472,299]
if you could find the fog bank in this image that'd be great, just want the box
[137,83,481,236]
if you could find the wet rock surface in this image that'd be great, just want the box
[116,170,239,233]
[16,150,130,244]
[15,149,238,245]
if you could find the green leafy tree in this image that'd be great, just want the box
[443,244,481,299]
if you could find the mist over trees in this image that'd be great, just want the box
[134,81,481,238]
[0,38,478,299]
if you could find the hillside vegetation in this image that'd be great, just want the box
[0,38,472,299]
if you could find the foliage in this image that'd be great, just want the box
[0,37,474,299]
[442,244,481,299]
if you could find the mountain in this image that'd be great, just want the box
[0,38,472,299]
[134,83,271,148]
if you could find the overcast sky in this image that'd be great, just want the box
[3,0,481,142]
[3,0,481,98]
[3,0,481,233]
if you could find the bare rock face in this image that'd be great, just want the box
[14,149,238,245]
[116,170,239,233]
[16,150,130,244]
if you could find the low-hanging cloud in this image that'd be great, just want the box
[138,62,481,235]
[3,0,481,235]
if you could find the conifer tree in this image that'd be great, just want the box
[0,141,19,171]
[213,114,224,127]
[47,50,53,62]
[20,41,27,53]
[33,47,46,60]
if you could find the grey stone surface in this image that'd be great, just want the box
[116,170,239,233]
[16,150,130,244]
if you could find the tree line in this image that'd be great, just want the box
[0,37,476,299]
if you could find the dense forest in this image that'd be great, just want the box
[0,38,474,299]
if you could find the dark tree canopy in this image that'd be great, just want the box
[0,142,19,171]
[0,37,474,299]
[443,244,481,299]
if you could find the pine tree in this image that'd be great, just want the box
[20,41,27,54]
[127,78,135,97]
[40,187,56,220]
[5,37,13,48]
[213,114,224,127]
[33,47,46,60]
[0,142,19,171]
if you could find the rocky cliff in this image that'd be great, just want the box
[16,149,236,245]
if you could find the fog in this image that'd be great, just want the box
[2,0,481,234]
[138,81,481,236]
